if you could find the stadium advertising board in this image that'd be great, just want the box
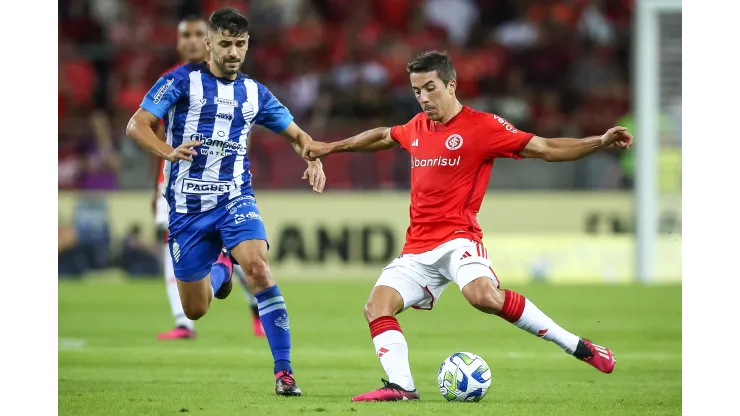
[58,191,681,283]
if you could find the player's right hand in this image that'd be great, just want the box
[165,140,201,162]
[599,126,633,150]
[302,141,332,161]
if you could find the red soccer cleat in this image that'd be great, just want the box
[252,316,266,337]
[574,338,616,374]
[351,379,420,402]
[156,326,196,340]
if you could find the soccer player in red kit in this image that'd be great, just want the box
[153,16,265,340]
[303,51,632,402]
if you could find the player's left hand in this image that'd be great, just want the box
[599,126,634,150]
[303,160,326,193]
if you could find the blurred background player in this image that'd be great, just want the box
[153,16,264,340]
[304,51,630,402]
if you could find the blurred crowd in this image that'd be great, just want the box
[59,0,681,191]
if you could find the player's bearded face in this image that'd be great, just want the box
[207,31,248,75]
[410,72,455,122]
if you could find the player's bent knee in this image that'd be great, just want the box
[182,302,209,320]
[364,285,404,322]
[364,301,387,322]
[462,277,505,314]
[242,259,273,292]
[230,240,274,292]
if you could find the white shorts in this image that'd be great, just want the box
[375,238,500,311]
[155,182,169,228]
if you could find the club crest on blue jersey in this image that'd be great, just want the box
[242,102,256,123]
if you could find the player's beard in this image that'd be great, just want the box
[218,57,242,75]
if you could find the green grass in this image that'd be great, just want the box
[59,278,681,415]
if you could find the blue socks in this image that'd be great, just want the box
[255,285,293,374]
[209,263,230,296]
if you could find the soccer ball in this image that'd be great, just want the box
[437,352,492,402]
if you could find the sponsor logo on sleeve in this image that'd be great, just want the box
[493,115,518,133]
[153,79,174,104]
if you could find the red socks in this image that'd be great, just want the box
[370,316,403,338]
[499,289,526,323]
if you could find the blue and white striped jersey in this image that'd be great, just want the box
[141,62,293,214]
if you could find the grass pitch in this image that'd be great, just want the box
[59,278,681,415]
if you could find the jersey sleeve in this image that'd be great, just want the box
[140,76,183,120]
[389,119,416,149]
[254,82,294,134]
[485,114,534,159]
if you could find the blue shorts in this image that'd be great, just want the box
[167,195,267,282]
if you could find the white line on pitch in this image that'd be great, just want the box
[58,338,86,351]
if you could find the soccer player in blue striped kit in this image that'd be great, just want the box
[126,8,325,396]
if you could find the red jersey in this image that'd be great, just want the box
[156,63,185,185]
[390,106,534,254]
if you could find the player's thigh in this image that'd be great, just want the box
[374,255,449,314]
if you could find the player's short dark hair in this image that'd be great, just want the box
[209,8,249,36]
[407,51,457,85]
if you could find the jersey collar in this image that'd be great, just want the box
[428,105,467,132]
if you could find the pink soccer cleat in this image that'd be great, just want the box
[156,326,196,340]
[213,250,234,300]
[351,379,420,402]
[252,316,266,337]
[574,338,616,374]
[275,371,302,396]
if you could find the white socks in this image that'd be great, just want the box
[513,298,579,354]
[500,290,579,354]
[370,317,415,391]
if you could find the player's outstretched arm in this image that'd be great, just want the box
[278,122,326,193]
[520,126,634,162]
[302,127,397,161]
[126,108,200,162]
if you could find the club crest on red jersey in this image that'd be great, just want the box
[445,134,464,151]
